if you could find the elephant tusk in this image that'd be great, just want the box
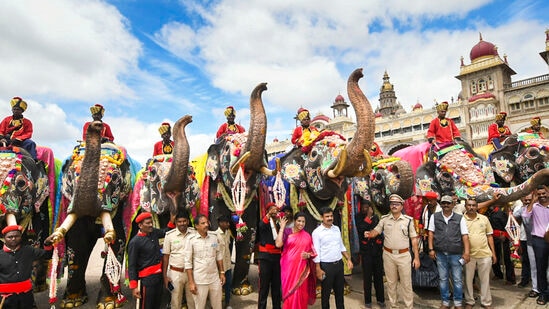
[100,211,116,244]
[260,166,276,176]
[5,213,16,226]
[231,151,251,175]
[327,149,348,178]
[52,213,77,244]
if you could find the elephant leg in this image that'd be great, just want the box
[62,216,100,308]
[231,202,258,296]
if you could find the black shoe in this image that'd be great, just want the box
[377,301,386,308]
[529,290,540,298]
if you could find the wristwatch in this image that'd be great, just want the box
[219,271,225,274]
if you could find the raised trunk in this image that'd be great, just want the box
[71,121,102,217]
[240,83,268,173]
[164,115,193,194]
[328,68,375,177]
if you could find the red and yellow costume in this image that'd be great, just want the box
[487,112,511,148]
[216,106,245,138]
[83,104,114,142]
[525,116,544,138]
[0,116,33,142]
[153,122,174,156]
[291,108,319,147]
[426,102,460,144]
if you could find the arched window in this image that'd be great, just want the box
[471,81,477,95]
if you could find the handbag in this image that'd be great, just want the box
[411,239,439,288]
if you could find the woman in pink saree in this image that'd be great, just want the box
[275,211,317,308]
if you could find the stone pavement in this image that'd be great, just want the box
[34,240,548,308]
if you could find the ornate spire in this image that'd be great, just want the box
[479,32,483,41]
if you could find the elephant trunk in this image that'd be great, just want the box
[241,83,273,175]
[328,68,375,177]
[164,115,193,195]
[477,168,549,203]
[391,160,414,200]
[71,121,103,217]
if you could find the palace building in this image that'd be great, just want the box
[267,30,549,158]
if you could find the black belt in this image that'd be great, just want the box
[320,259,342,265]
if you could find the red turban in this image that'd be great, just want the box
[2,225,22,235]
[424,191,438,200]
[135,212,152,224]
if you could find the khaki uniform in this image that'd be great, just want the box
[184,231,224,309]
[164,227,196,309]
[374,214,417,309]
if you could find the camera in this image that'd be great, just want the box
[167,282,174,292]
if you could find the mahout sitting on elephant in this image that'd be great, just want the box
[50,121,139,309]
[199,83,275,296]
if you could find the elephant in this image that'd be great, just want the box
[50,121,138,309]
[201,82,275,296]
[351,156,414,215]
[133,115,200,228]
[415,141,549,204]
[273,68,374,231]
[489,132,549,186]
[0,145,52,291]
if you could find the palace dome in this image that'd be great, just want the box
[470,35,498,62]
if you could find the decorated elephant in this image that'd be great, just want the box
[199,82,275,296]
[0,145,54,291]
[351,156,414,215]
[415,140,549,203]
[132,115,200,228]
[50,122,139,309]
[489,132,549,186]
[273,68,373,232]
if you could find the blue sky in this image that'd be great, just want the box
[0,0,547,164]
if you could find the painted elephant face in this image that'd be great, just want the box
[515,147,548,181]
[62,144,130,213]
[0,151,49,218]
[140,156,200,215]
[281,143,348,200]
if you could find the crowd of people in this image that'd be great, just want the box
[1,97,549,309]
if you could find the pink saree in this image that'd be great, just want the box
[280,228,317,308]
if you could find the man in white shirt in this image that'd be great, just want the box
[312,207,353,309]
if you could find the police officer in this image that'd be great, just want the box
[366,194,420,309]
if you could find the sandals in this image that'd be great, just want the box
[529,290,540,298]
[537,295,547,305]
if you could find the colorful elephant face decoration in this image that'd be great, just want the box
[61,143,131,213]
[139,155,200,216]
[0,150,49,220]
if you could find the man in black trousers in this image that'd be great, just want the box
[256,203,282,309]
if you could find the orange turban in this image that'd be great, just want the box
[10,97,27,112]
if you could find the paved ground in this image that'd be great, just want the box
[34,239,547,308]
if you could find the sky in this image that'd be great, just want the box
[0,0,548,164]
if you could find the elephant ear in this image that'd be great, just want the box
[279,152,307,189]
[206,144,221,181]
[351,176,371,200]
[490,153,516,184]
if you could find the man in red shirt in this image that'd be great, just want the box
[426,101,461,147]
[0,97,38,159]
[82,104,115,143]
[487,112,512,149]
[216,106,245,139]
[291,108,319,149]
[152,122,174,156]
[525,116,544,138]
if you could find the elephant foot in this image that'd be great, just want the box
[231,282,253,296]
[96,295,124,309]
[60,293,88,308]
